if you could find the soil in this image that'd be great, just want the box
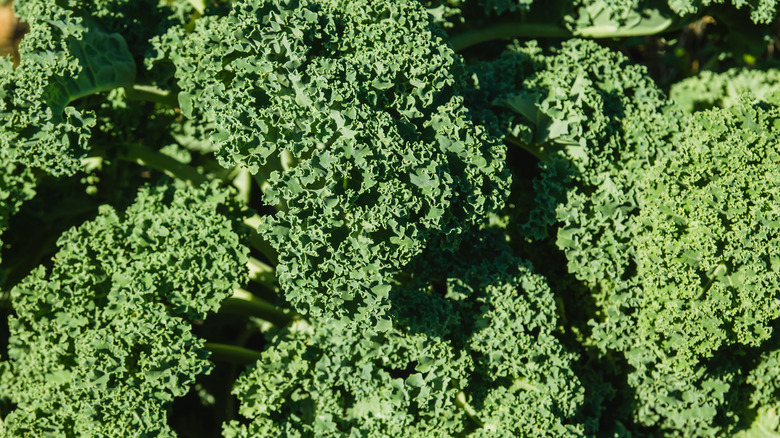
[0,1,25,65]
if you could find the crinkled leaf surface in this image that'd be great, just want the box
[160,0,510,325]
[0,181,248,437]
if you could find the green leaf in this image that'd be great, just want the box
[45,30,136,117]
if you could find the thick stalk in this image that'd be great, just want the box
[124,84,180,107]
[449,15,680,52]
[220,288,297,327]
[233,167,252,206]
[244,214,279,265]
[247,256,277,292]
[701,263,728,297]
[574,16,674,38]
[456,391,484,427]
[224,322,259,421]
[450,23,571,52]
[119,143,207,186]
[203,342,261,364]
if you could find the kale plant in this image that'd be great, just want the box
[1,0,779,436]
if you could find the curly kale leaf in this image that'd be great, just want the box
[0,180,248,437]
[634,101,780,365]
[667,0,777,23]
[224,319,474,438]
[225,229,586,437]
[160,0,509,325]
[581,101,780,435]
[0,1,135,175]
[670,68,780,113]
[465,39,682,301]
[472,45,780,435]
[0,0,196,176]
[464,39,780,435]
[464,259,586,437]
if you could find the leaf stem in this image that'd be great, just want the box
[456,391,484,427]
[449,15,681,51]
[220,288,297,326]
[450,22,571,51]
[244,214,279,265]
[247,256,277,291]
[203,342,261,364]
[124,84,179,107]
[119,143,207,186]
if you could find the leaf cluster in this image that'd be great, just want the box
[1,0,780,436]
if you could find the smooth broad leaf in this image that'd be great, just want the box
[45,29,135,117]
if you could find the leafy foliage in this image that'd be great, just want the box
[580,101,780,435]
[465,39,683,301]
[634,102,780,364]
[1,0,780,436]
[0,181,248,436]
[224,230,586,437]
[157,0,509,325]
[0,0,184,176]
[670,67,780,112]
[463,36,780,436]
